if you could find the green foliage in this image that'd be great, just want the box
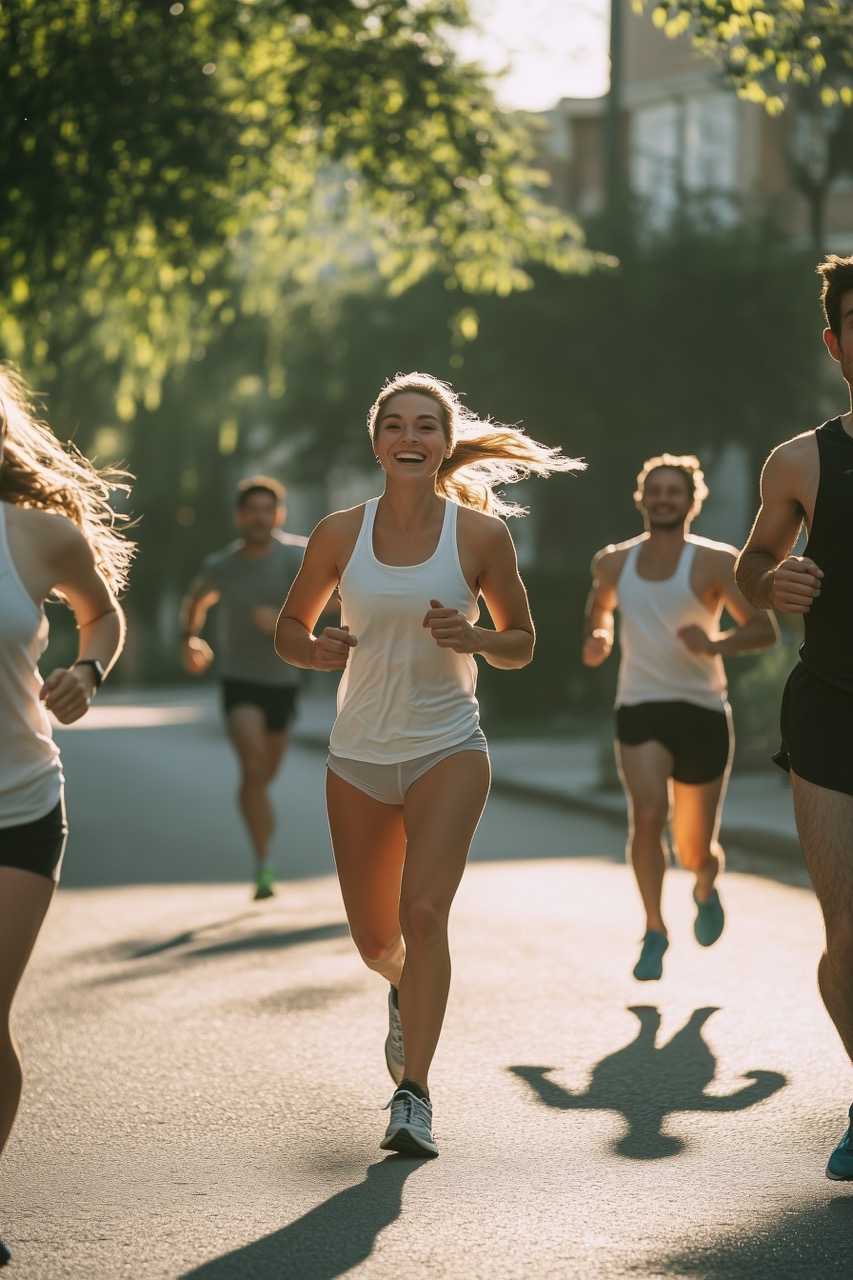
[633,0,853,112]
[0,0,594,412]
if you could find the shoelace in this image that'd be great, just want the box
[382,1089,431,1126]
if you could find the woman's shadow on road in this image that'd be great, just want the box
[179,1155,426,1280]
[511,1005,786,1159]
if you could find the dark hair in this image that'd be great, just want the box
[634,453,708,518]
[817,253,853,339]
[235,474,285,508]
[367,372,584,517]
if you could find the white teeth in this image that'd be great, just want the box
[397,453,425,461]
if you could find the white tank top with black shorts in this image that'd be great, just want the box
[327,498,488,804]
[614,536,731,786]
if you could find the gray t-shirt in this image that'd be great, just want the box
[198,532,306,686]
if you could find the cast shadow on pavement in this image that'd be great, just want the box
[178,1156,427,1280]
[78,916,351,987]
[510,1005,786,1160]
[644,1195,853,1279]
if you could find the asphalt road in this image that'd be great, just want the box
[3,688,851,1279]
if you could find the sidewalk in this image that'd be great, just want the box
[292,685,802,863]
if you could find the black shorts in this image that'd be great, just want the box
[616,700,732,785]
[221,679,299,733]
[773,662,853,796]
[0,798,68,882]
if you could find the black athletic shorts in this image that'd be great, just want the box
[616,700,731,785]
[0,798,68,882]
[221,679,299,733]
[773,662,853,797]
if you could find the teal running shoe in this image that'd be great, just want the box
[693,887,724,947]
[253,865,275,901]
[826,1104,853,1180]
[0,1234,11,1267]
[633,929,669,981]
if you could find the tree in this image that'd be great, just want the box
[634,1,853,113]
[0,0,595,413]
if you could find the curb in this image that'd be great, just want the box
[293,727,803,866]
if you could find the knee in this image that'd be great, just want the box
[352,932,402,972]
[631,803,667,840]
[238,755,268,787]
[399,898,445,950]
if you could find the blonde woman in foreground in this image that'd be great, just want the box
[276,372,582,1157]
[0,367,133,1266]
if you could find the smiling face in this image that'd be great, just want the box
[372,391,452,481]
[638,467,694,531]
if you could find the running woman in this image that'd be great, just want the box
[275,371,582,1157]
[0,365,132,1267]
[583,455,776,982]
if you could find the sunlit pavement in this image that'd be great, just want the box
[4,688,851,1278]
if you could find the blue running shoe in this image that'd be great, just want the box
[633,929,668,981]
[826,1104,853,1180]
[693,887,724,947]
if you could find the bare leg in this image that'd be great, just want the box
[617,741,673,934]
[226,705,287,864]
[670,774,727,901]
[0,867,54,1159]
[325,769,407,985]
[791,772,853,1066]
[397,751,490,1091]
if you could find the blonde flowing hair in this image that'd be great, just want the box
[0,365,135,593]
[368,372,585,517]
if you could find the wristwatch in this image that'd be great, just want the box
[73,658,105,690]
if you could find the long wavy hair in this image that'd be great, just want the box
[367,372,585,517]
[0,365,134,594]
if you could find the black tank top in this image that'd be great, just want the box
[801,417,853,692]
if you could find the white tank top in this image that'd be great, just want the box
[0,503,64,826]
[615,536,727,711]
[330,498,481,763]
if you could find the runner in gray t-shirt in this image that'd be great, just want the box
[180,476,307,900]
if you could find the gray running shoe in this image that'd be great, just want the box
[380,1089,438,1157]
[384,986,404,1085]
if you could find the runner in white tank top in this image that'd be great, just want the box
[276,371,583,1157]
[583,454,776,984]
[0,365,131,1268]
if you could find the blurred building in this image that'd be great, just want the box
[539,0,853,254]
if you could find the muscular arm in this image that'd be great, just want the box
[581,548,619,667]
[679,548,778,657]
[735,438,823,614]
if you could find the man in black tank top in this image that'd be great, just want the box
[737,252,853,1182]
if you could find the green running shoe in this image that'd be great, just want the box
[633,929,668,981]
[826,1104,853,1180]
[253,865,275,901]
[693,887,724,947]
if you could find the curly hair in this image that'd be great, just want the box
[0,365,134,594]
[634,453,709,518]
[367,372,585,517]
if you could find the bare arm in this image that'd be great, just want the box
[678,549,778,657]
[424,517,535,670]
[275,515,357,672]
[42,520,126,724]
[582,548,619,668]
[179,576,220,675]
[735,440,823,613]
